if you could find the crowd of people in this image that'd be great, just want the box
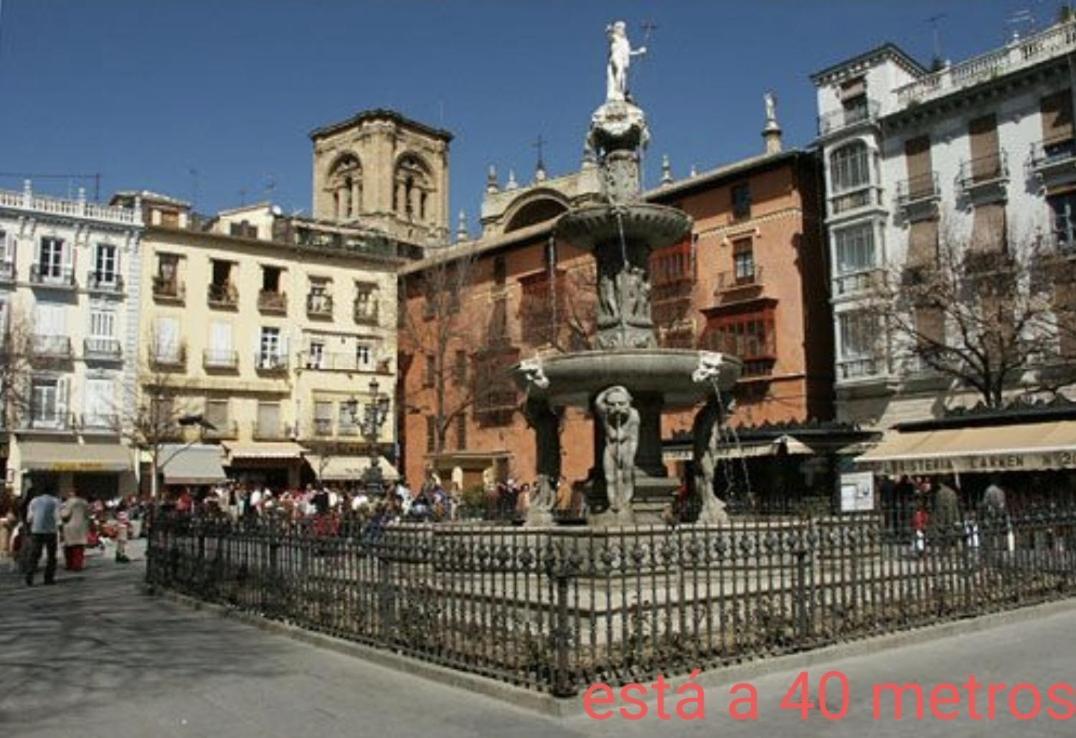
[0,486,146,586]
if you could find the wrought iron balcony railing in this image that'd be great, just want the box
[152,277,185,302]
[84,337,122,361]
[817,99,881,136]
[86,271,124,293]
[203,349,239,370]
[32,335,72,360]
[255,351,289,373]
[207,282,239,308]
[353,300,379,326]
[258,290,287,314]
[895,172,941,206]
[307,293,334,317]
[29,264,76,288]
[957,151,1009,192]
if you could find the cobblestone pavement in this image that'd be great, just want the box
[1,543,1073,737]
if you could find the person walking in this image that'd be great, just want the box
[24,486,62,586]
[60,489,91,571]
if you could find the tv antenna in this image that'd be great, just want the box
[926,14,947,65]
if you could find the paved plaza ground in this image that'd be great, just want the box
[1,541,1074,737]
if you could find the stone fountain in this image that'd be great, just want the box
[514,21,741,527]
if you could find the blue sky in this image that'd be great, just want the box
[0,0,1060,222]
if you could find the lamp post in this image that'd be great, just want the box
[347,377,391,494]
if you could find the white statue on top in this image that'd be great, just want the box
[606,21,646,102]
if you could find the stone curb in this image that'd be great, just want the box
[142,584,1076,719]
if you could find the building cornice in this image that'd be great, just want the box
[310,108,454,143]
[810,43,927,87]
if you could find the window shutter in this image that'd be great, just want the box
[63,239,74,276]
[279,332,289,361]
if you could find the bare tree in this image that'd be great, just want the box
[518,262,597,352]
[0,308,36,431]
[398,248,482,457]
[864,218,1076,408]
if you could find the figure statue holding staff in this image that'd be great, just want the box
[606,21,647,102]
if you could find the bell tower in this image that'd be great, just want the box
[310,109,452,244]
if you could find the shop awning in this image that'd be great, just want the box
[161,444,227,485]
[664,435,812,462]
[305,454,399,482]
[857,420,1076,474]
[223,442,307,462]
[20,441,133,473]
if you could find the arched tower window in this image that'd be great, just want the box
[394,154,432,223]
[327,154,362,220]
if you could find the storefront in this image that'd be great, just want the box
[16,439,135,499]
[856,406,1076,511]
[223,442,307,488]
[303,454,400,486]
[159,444,228,489]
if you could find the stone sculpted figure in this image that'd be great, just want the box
[606,21,646,102]
[523,397,561,518]
[764,91,777,125]
[692,351,725,384]
[519,357,550,390]
[594,385,640,512]
[692,397,731,525]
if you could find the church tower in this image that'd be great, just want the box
[310,109,452,244]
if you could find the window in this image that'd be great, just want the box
[38,237,64,278]
[830,142,871,193]
[89,310,115,353]
[260,327,282,365]
[157,254,178,282]
[731,183,751,219]
[453,349,467,385]
[309,277,332,313]
[205,399,229,431]
[207,321,233,365]
[84,378,114,428]
[426,416,436,453]
[839,312,877,360]
[229,220,258,239]
[1050,192,1076,250]
[455,412,467,450]
[262,265,282,292]
[354,282,378,323]
[256,402,281,438]
[315,401,334,435]
[35,302,66,338]
[733,240,755,282]
[424,353,435,387]
[307,339,325,369]
[31,378,63,427]
[834,222,876,273]
[94,243,118,283]
[154,316,180,361]
[209,260,236,304]
[493,255,507,287]
[356,343,372,370]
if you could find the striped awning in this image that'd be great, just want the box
[223,442,307,461]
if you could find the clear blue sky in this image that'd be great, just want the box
[0,0,1059,222]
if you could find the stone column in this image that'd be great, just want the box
[352,180,362,214]
[395,182,406,214]
[632,391,666,478]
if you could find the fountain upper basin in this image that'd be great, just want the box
[555,203,692,253]
[514,349,742,408]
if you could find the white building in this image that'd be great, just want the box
[0,181,143,497]
[812,21,1076,428]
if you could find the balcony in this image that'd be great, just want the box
[258,290,287,314]
[817,99,881,136]
[837,356,886,381]
[203,419,238,440]
[828,186,883,218]
[302,351,375,373]
[81,413,120,434]
[152,277,185,304]
[203,349,239,371]
[86,271,124,295]
[83,337,122,362]
[895,172,941,221]
[207,282,239,309]
[957,151,1009,203]
[23,412,77,433]
[714,266,766,306]
[307,293,333,318]
[834,268,885,297]
[353,300,379,326]
[1029,138,1076,186]
[29,264,76,290]
[254,351,289,374]
[0,261,14,284]
[251,420,294,441]
[31,335,72,361]
[150,344,186,371]
[895,20,1076,107]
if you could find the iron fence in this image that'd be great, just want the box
[147,506,1076,697]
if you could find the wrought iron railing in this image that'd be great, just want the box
[817,99,881,136]
[203,349,239,370]
[207,282,239,308]
[258,290,287,314]
[29,264,76,288]
[152,277,185,302]
[147,505,1076,697]
[958,151,1009,190]
[86,271,124,293]
[84,337,122,360]
[307,293,334,317]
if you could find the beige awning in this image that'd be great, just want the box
[224,442,307,461]
[857,420,1076,474]
[664,436,813,462]
[305,454,399,482]
[161,444,227,485]
[20,440,132,473]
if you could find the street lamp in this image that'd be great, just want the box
[347,377,391,493]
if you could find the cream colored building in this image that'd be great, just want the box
[0,181,142,498]
[117,193,400,490]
